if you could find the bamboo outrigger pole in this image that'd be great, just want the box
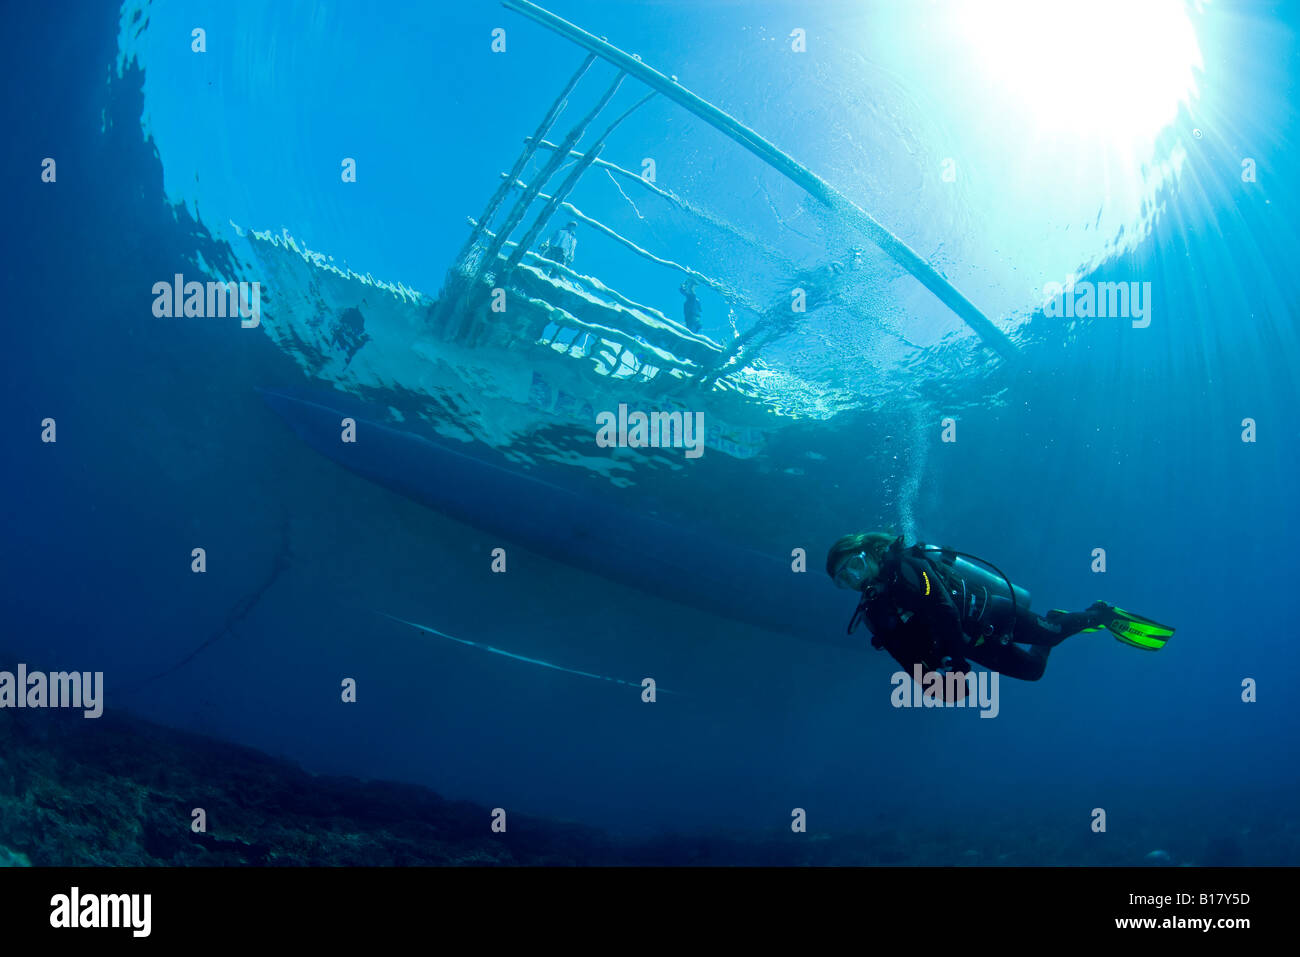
[457,53,596,267]
[505,90,658,272]
[501,0,1018,360]
[478,70,626,273]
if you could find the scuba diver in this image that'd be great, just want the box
[826,533,1174,696]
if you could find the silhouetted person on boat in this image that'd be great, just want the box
[541,220,579,277]
[680,277,702,333]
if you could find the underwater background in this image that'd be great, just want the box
[2,0,1298,865]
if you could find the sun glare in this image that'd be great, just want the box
[949,0,1204,147]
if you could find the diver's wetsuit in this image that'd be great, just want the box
[855,542,1099,686]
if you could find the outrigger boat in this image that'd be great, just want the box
[247,0,1014,461]
[248,1,1016,645]
[447,0,1015,361]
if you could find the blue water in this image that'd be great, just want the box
[3,1,1298,863]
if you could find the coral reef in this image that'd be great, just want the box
[2,708,1294,866]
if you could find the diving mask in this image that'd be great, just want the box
[834,551,878,591]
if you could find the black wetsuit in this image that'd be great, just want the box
[855,542,1098,685]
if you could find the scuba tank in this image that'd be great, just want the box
[920,545,1030,646]
[845,538,1030,648]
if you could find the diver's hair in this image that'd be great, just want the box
[825,531,896,578]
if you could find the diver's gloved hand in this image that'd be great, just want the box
[935,654,969,674]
